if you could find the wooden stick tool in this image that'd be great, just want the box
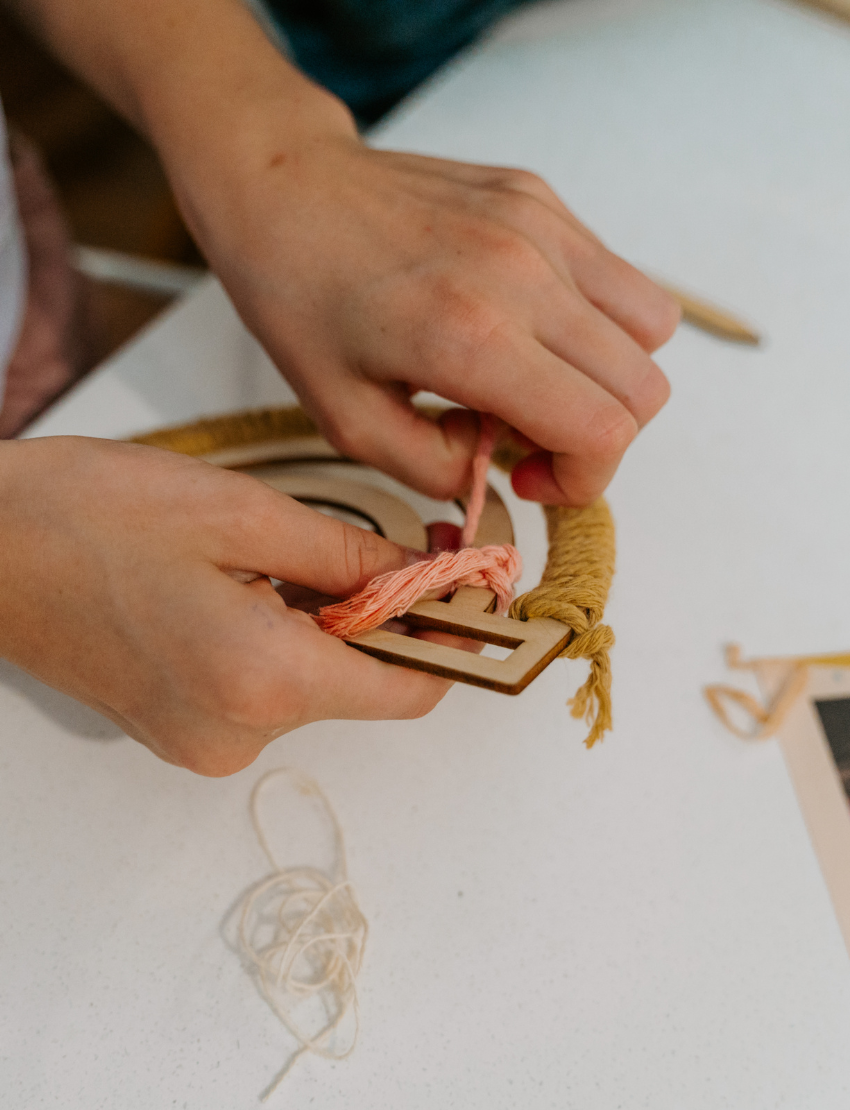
[659,280,762,345]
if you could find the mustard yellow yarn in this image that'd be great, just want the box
[509,501,616,748]
[132,406,319,456]
[132,407,616,746]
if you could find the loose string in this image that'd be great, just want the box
[460,412,499,547]
[705,643,850,740]
[238,768,368,1101]
[315,413,522,638]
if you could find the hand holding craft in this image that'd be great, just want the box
[187,133,678,507]
[37,0,678,507]
[16,0,677,504]
[0,436,458,775]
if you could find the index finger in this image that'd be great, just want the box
[427,330,637,506]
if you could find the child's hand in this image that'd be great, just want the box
[0,437,452,775]
[178,132,679,507]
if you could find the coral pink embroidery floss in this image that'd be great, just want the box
[315,414,522,640]
[315,545,521,639]
[460,412,499,547]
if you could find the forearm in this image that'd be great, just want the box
[2,0,355,189]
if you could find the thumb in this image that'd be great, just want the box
[216,476,423,598]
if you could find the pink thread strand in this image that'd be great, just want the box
[315,412,522,640]
[316,544,521,639]
[460,413,498,548]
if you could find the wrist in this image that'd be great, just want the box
[166,83,358,254]
[124,3,357,248]
[144,44,357,183]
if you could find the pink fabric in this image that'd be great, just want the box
[316,413,523,640]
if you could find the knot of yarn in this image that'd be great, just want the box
[237,769,367,1101]
[562,622,615,660]
[316,543,522,640]
[510,500,616,748]
[510,586,595,629]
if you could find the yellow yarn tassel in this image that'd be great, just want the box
[510,501,616,747]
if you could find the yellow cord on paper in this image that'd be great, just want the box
[705,644,850,740]
[238,768,367,1101]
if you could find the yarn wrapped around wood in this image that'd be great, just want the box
[510,501,615,747]
[132,406,616,746]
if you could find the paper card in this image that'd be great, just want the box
[757,663,850,957]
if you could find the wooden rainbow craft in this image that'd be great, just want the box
[133,406,616,746]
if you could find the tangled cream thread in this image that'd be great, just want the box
[238,768,368,1100]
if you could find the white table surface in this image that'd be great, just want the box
[5,0,850,1105]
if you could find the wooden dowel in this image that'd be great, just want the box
[658,280,762,346]
[789,0,850,23]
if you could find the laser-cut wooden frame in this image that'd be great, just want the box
[349,588,571,694]
[186,429,574,695]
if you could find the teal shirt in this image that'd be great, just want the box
[262,0,532,124]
